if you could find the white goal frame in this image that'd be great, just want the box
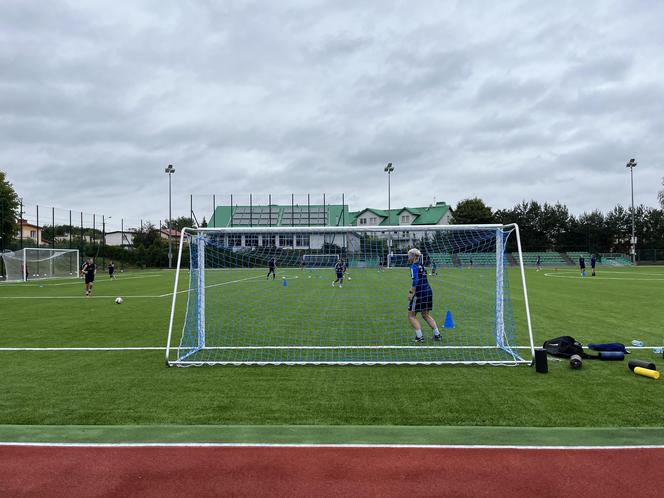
[1,248,80,282]
[165,224,535,366]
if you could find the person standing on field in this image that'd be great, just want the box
[407,248,441,343]
[81,257,96,296]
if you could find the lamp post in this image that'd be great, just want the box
[384,162,394,223]
[165,164,175,269]
[626,158,637,264]
[384,162,394,267]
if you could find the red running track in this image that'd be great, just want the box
[1,446,662,497]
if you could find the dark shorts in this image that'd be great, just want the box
[580,264,586,269]
[268,267,275,272]
[409,291,433,312]
[85,275,95,284]
[336,272,343,279]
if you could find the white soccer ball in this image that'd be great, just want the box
[115,297,123,304]
[348,277,352,280]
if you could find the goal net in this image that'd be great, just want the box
[166,225,534,366]
[1,248,80,282]
[302,253,340,268]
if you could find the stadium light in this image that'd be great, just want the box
[165,164,175,269]
[626,158,637,263]
[384,162,394,223]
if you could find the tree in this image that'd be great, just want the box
[168,216,195,232]
[0,171,20,251]
[132,223,163,248]
[658,177,664,209]
[451,198,495,225]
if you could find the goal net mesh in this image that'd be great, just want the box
[167,226,532,365]
[1,248,79,282]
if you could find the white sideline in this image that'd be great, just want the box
[0,442,663,450]
[1,345,659,352]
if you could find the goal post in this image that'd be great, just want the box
[1,248,80,282]
[165,224,534,366]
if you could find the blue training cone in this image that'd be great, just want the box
[283,278,287,287]
[443,310,455,329]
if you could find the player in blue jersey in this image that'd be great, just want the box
[536,255,541,271]
[579,256,586,277]
[332,259,344,288]
[407,248,441,342]
[590,254,597,276]
[431,261,438,276]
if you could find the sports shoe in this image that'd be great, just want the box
[414,336,425,343]
[433,334,442,341]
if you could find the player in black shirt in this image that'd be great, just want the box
[267,257,276,280]
[108,261,116,280]
[81,257,97,296]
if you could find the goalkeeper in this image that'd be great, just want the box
[407,248,441,342]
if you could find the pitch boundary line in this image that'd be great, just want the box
[1,442,664,450]
[1,345,659,352]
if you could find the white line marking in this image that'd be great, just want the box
[0,347,165,351]
[0,442,663,449]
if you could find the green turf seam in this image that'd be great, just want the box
[1,425,664,446]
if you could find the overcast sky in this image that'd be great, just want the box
[1,0,663,229]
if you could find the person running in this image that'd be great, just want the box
[108,260,116,279]
[431,261,438,276]
[407,248,441,342]
[579,256,586,277]
[332,259,344,288]
[536,255,541,271]
[266,257,276,280]
[590,254,597,276]
[81,257,97,296]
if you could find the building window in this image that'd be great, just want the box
[262,234,276,246]
[369,217,377,224]
[401,215,410,223]
[359,218,367,225]
[280,234,294,247]
[296,234,310,247]
[30,230,37,238]
[229,234,242,246]
[245,234,258,247]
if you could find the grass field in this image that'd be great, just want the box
[0,265,663,428]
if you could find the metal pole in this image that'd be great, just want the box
[69,210,72,249]
[307,194,310,227]
[52,207,55,248]
[168,172,173,269]
[80,212,83,257]
[36,205,39,245]
[230,194,233,227]
[190,194,193,224]
[388,171,391,223]
[250,194,253,227]
[630,166,635,263]
[323,193,326,226]
[20,199,23,249]
[93,213,96,248]
[212,194,216,226]
[269,194,272,228]
[291,194,294,227]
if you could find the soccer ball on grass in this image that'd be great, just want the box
[115,297,124,304]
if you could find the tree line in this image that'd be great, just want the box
[451,197,664,259]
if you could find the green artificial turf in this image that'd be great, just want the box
[0,266,663,427]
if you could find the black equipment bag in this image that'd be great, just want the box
[543,336,598,360]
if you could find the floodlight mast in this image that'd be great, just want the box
[384,162,394,267]
[165,164,175,269]
[626,158,637,264]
